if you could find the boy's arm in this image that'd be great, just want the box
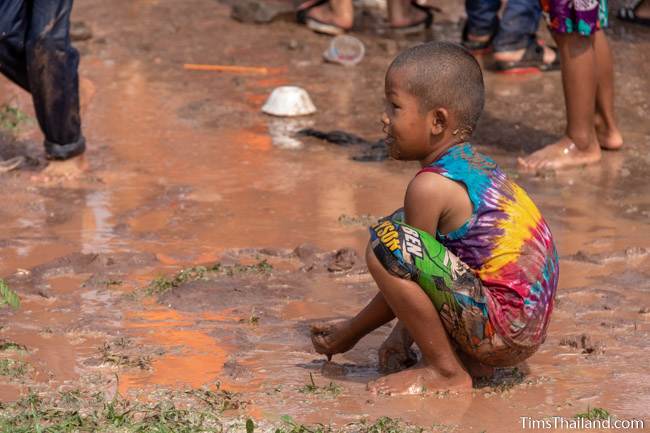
[403,172,450,236]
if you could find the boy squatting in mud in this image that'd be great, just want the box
[310,42,559,395]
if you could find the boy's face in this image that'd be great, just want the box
[382,69,432,161]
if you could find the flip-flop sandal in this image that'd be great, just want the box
[296,0,350,35]
[0,156,25,173]
[461,22,494,54]
[494,40,561,74]
[390,0,435,35]
[618,4,650,27]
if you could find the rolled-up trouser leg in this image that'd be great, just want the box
[464,0,501,38]
[26,0,85,160]
[492,0,541,52]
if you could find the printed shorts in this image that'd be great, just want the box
[369,211,537,366]
[541,0,608,35]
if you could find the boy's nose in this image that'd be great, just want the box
[381,112,389,125]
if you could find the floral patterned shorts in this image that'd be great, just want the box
[541,0,609,35]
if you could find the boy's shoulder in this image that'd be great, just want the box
[419,143,502,193]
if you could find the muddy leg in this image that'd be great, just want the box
[378,320,418,373]
[364,246,472,395]
[518,32,601,171]
[593,31,623,150]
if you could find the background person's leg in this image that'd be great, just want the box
[463,0,500,46]
[386,0,431,29]
[519,33,601,170]
[492,0,557,67]
[0,0,30,91]
[26,0,84,160]
[298,0,354,32]
[593,31,623,150]
[492,0,539,52]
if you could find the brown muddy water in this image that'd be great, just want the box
[1,0,650,431]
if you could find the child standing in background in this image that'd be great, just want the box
[518,0,623,171]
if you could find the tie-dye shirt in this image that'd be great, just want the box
[418,143,559,347]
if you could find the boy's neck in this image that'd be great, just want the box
[419,139,466,167]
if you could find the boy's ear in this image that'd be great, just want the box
[429,108,449,136]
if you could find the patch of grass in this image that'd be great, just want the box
[0,341,27,353]
[337,214,380,227]
[276,414,329,433]
[0,103,30,134]
[224,259,273,277]
[0,359,28,378]
[145,265,209,296]
[273,415,426,433]
[0,279,20,310]
[100,279,123,288]
[475,366,526,392]
[0,387,431,433]
[98,340,152,370]
[0,385,248,433]
[185,382,247,412]
[143,260,273,297]
[574,407,611,420]
[298,373,342,397]
[361,416,425,433]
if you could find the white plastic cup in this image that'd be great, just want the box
[323,35,365,66]
[261,86,317,117]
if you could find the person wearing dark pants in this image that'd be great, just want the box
[463,0,560,73]
[0,0,85,161]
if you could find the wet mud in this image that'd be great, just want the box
[1,0,650,431]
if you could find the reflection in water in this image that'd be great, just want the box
[267,118,314,150]
[119,309,231,396]
[82,190,113,254]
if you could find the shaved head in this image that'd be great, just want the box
[387,41,485,133]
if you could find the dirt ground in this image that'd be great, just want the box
[1,0,649,431]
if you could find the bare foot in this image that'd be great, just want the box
[306,3,353,30]
[595,114,623,150]
[368,362,472,395]
[378,322,417,373]
[310,320,361,359]
[518,136,601,172]
[389,5,428,28]
[31,154,88,182]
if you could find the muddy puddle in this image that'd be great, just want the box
[1,0,650,431]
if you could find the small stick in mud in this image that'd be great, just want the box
[183,64,269,75]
